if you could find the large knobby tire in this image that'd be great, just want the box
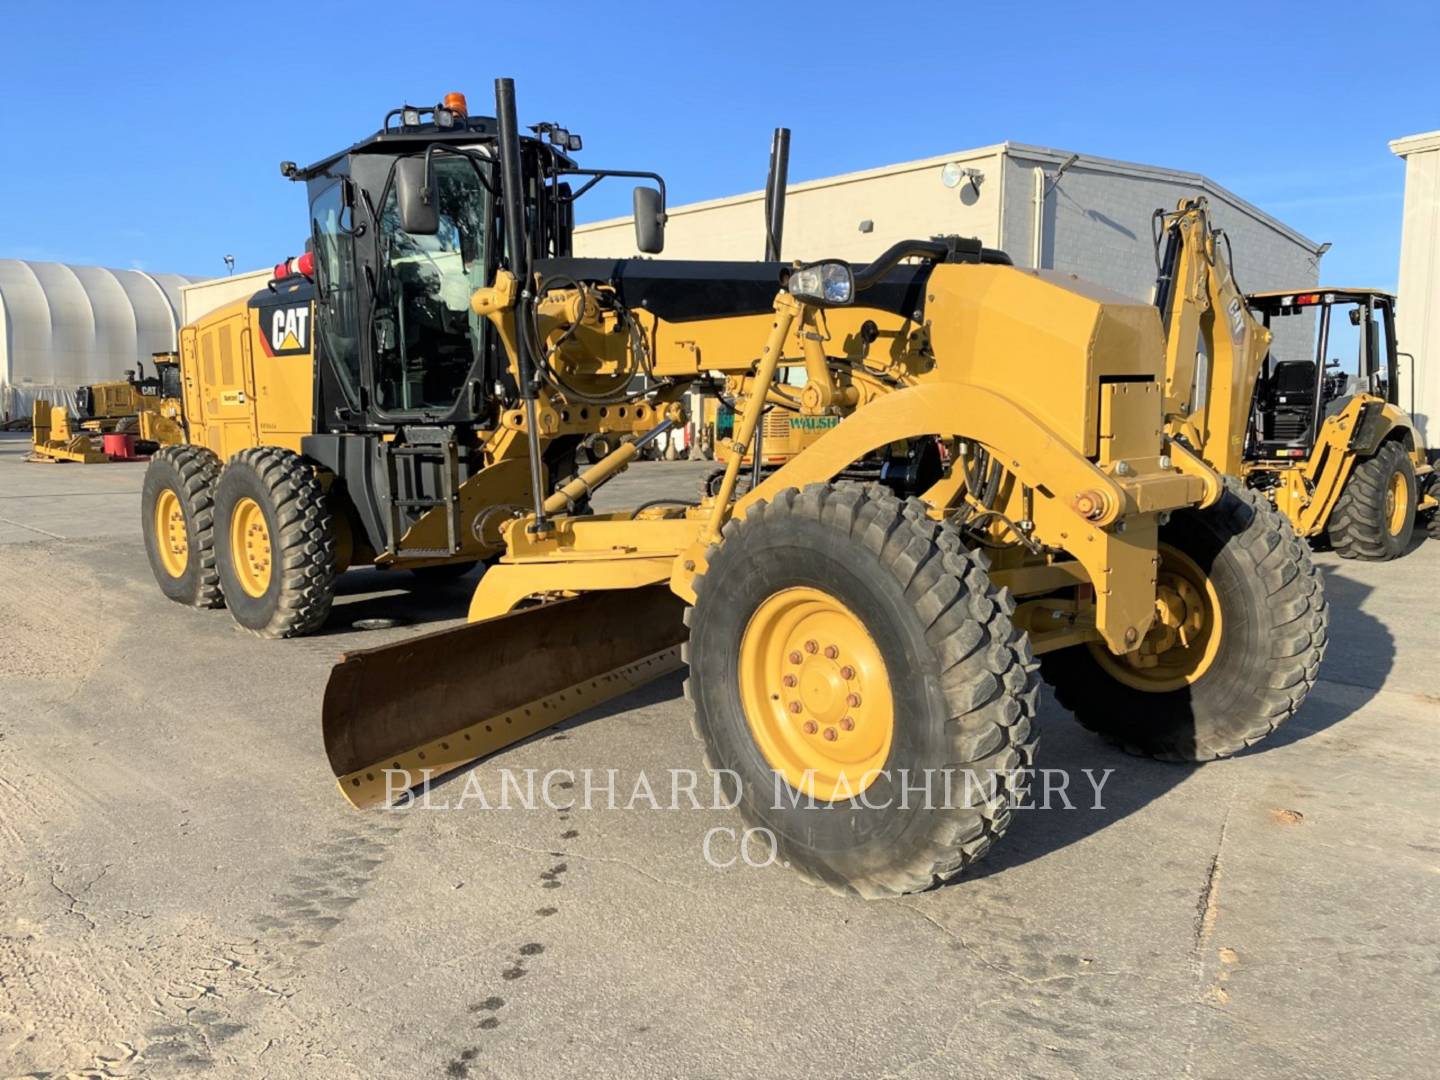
[1040,483,1327,761]
[141,445,224,608]
[214,447,336,638]
[1326,440,1417,560]
[685,482,1038,898]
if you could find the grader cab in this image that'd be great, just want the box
[144,81,1327,897]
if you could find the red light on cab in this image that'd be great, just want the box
[444,92,468,117]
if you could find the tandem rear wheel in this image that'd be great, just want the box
[213,447,337,638]
[141,445,224,608]
[685,482,1039,898]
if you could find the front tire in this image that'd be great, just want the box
[686,483,1038,898]
[141,445,224,608]
[1327,440,1417,560]
[1040,485,1327,761]
[214,447,336,638]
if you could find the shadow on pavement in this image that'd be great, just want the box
[316,565,481,638]
[973,559,1390,878]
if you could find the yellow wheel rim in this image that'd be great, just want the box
[738,587,894,800]
[229,496,273,598]
[1386,469,1408,536]
[154,488,189,578]
[1090,543,1223,693]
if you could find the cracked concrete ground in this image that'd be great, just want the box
[1,430,1436,1078]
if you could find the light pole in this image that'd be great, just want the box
[223,254,235,276]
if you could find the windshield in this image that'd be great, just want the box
[374,154,493,413]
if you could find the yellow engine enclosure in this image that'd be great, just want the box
[176,295,314,462]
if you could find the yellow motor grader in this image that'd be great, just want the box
[29,356,185,463]
[144,81,1327,896]
[1152,197,1436,558]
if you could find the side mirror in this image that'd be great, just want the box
[395,158,439,236]
[633,186,665,254]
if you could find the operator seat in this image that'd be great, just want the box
[1266,359,1317,443]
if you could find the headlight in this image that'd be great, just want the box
[788,261,854,306]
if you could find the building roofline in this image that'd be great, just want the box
[576,144,1009,231]
[999,142,1322,252]
[1389,130,1440,157]
[577,140,1321,253]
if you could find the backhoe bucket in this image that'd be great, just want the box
[323,584,687,808]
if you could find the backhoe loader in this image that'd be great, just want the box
[1151,197,1437,559]
[144,81,1326,896]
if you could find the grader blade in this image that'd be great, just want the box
[323,584,687,808]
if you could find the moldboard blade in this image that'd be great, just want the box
[323,584,687,808]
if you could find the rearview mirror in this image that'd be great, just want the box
[395,158,439,236]
[633,186,665,254]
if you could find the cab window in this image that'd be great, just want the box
[374,155,493,413]
[310,181,362,399]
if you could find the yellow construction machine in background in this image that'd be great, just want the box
[1153,197,1436,557]
[28,355,185,463]
[142,81,1328,896]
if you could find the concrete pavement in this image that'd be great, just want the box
[1,432,1436,1078]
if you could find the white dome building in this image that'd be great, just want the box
[0,260,201,421]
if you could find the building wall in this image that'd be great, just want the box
[575,147,1006,262]
[999,146,1322,361]
[576,143,1320,363]
[0,260,198,420]
[1391,130,1440,452]
[181,268,273,326]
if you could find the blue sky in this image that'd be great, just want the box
[1,1,1435,290]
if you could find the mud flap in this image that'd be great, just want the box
[323,584,688,808]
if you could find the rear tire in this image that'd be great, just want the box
[214,447,336,638]
[1326,440,1416,560]
[1040,484,1327,761]
[141,445,223,608]
[685,482,1038,898]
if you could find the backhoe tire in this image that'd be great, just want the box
[685,482,1038,898]
[141,445,224,609]
[1040,483,1327,761]
[214,447,336,638]
[1326,440,1417,560]
[1423,475,1440,541]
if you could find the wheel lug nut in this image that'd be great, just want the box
[840,665,856,680]
[788,701,803,714]
[846,693,861,707]
[788,651,802,664]
[804,640,818,654]
[840,717,855,731]
[782,674,798,688]
[823,645,839,659]
[823,727,837,741]
[802,720,818,734]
